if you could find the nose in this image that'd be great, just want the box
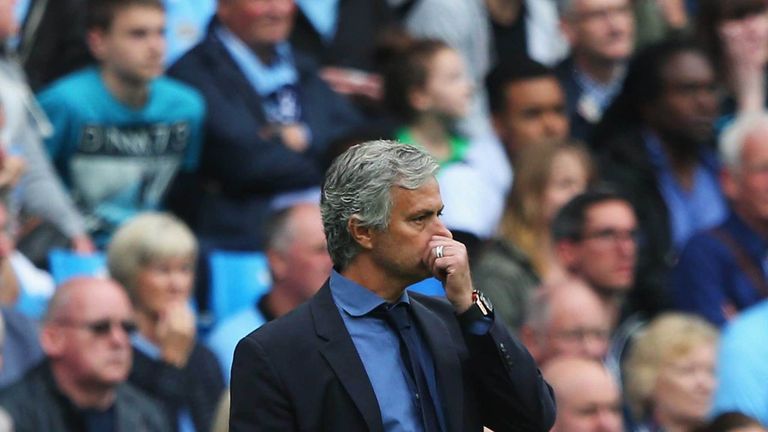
[432,217,452,239]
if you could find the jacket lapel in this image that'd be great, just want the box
[311,284,384,432]
[410,298,464,432]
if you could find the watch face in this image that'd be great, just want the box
[476,290,493,313]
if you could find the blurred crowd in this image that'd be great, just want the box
[1,0,768,431]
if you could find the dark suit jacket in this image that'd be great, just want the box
[230,283,556,432]
[166,19,362,249]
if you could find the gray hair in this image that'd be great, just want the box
[719,111,768,171]
[321,140,439,270]
[107,212,197,300]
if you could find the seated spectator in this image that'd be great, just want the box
[0,1,92,257]
[166,0,360,253]
[206,203,331,383]
[552,190,638,325]
[520,278,612,365]
[543,357,623,432]
[624,313,719,432]
[37,0,205,247]
[0,277,170,431]
[699,412,768,432]
[594,38,725,317]
[712,298,768,425]
[671,112,768,326]
[555,0,635,142]
[472,139,594,331]
[697,0,768,116]
[107,212,224,432]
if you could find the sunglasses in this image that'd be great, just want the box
[57,319,138,336]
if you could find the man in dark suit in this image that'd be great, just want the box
[230,140,556,431]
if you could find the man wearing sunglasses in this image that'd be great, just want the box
[0,277,170,431]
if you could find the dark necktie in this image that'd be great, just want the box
[379,303,442,432]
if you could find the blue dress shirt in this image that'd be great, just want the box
[643,131,726,250]
[329,270,446,432]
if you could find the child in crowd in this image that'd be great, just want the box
[383,37,474,168]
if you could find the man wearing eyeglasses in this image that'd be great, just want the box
[552,190,638,326]
[555,0,635,142]
[0,277,170,432]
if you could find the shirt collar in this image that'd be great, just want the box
[214,23,297,96]
[329,270,410,317]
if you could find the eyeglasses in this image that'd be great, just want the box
[569,4,632,23]
[554,327,611,343]
[56,319,137,337]
[579,228,639,246]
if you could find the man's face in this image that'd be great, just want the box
[272,205,332,301]
[493,76,569,157]
[89,5,165,86]
[46,282,135,390]
[563,200,637,293]
[725,127,768,225]
[218,0,295,48]
[649,51,719,145]
[0,0,18,41]
[538,285,611,363]
[552,365,623,432]
[561,0,634,64]
[368,178,452,287]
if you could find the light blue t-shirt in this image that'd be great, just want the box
[712,300,768,425]
[206,304,268,384]
[37,67,205,244]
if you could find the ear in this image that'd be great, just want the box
[554,239,579,271]
[86,29,108,61]
[40,325,65,358]
[721,167,739,201]
[267,249,287,282]
[348,216,374,251]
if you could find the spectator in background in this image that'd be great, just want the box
[713,297,768,427]
[555,0,635,142]
[671,113,768,325]
[543,357,623,432]
[400,0,494,138]
[0,0,93,258]
[166,0,360,254]
[107,212,224,432]
[520,278,612,365]
[473,139,594,331]
[206,203,331,383]
[0,277,170,432]
[486,59,571,162]
[552,190,638,326]
[0,306,44,390]
[593,38,724,318]
[37,0,205,247]
[623,313,718,432]
[696,0,768,116]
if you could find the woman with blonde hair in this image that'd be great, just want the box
[624,313,719,432]
[472,139,595,332]
[108,212,224,432]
